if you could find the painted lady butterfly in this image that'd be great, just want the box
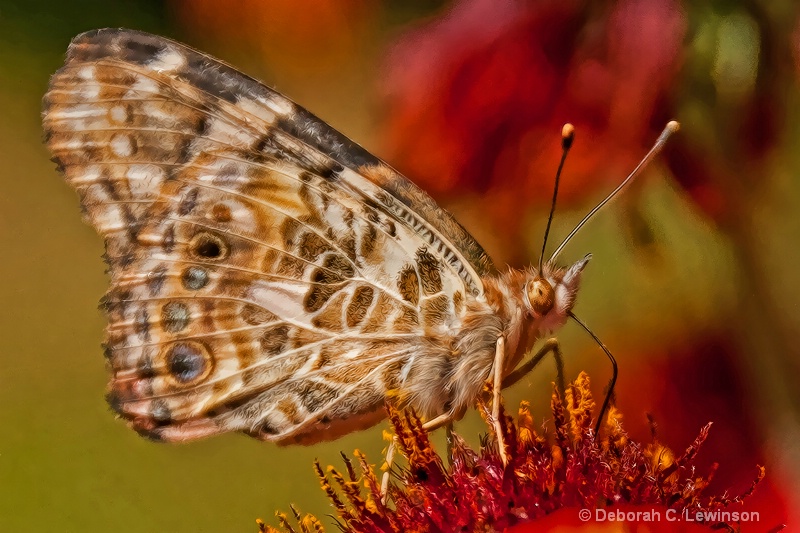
[42,28,675,448]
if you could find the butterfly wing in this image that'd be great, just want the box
[43,29,494,443]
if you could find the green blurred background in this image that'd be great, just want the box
[0,0,797,531]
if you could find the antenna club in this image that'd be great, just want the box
[561,123,575,149]
[548,119,679,264]
[656,120,680,146]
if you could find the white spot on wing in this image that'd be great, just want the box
[149,47,187,73]
[110,134,134,157]
[79,83,100,100]
[72,66,100,99]
[85,183,125,232]
[237,98,277,125]
[131,76,159,95]
[127,164,165,198]
[56,104,104,121]
[109,105,127,123]
[70,166,103,185]
[77,65,95,80]
[256,96,294,117]
[206,117,257,146]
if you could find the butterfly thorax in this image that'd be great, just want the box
[465,256,589,402]
[411,257,587,424]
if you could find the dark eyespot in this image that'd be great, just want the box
[189,232,229,261]
[165,342,212,385]
[181,266,209,290]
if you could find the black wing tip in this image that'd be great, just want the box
[70,28,152,45]
[66,28,178,64]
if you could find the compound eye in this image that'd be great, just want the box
[527,278,555,317]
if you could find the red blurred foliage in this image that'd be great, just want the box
[380,0,686,251]
[170,0,376,75]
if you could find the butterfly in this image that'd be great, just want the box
[43,28,674,447]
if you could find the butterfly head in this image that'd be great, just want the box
[524,254,591,333]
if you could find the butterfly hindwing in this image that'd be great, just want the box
[43,28,494,443]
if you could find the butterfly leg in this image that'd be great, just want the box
[491,336,509,465]
[491,338,566,466]
[502,338,566,400]
[380,412,456,502]
[445,422,455,466]
[380,438,397,504]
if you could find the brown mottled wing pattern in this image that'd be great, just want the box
[43,29,494,444]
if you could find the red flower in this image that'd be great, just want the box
[379,0,686,257]
[614,334,790,530]
[263,373,767,532]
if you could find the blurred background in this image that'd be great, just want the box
[0,0,797,530]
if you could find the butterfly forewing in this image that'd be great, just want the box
[43,29,495,443]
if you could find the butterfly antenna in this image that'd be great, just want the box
[548,121,680,264]
[539,124,575,274]
[568,311,617,436]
